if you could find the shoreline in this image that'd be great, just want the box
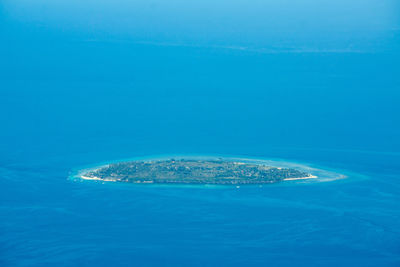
[80,175,102,181]
[71,155,346,185]
[283,175,318,181]
[78,160,320,183]
[79,174,319,183]
[80,174,117,182]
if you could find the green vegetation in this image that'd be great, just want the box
[82,159,312,185]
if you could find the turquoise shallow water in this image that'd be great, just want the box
[1,0,400,266]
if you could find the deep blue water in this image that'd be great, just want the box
[1,0,400,266]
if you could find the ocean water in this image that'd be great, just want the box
[1,0,400,266]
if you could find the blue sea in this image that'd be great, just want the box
[1,0,400,266]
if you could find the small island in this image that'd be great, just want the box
[80,158,317,185]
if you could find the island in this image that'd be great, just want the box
[80,158,317,185]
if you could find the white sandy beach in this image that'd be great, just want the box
[284,175,318,181]
[80,175,102,181]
